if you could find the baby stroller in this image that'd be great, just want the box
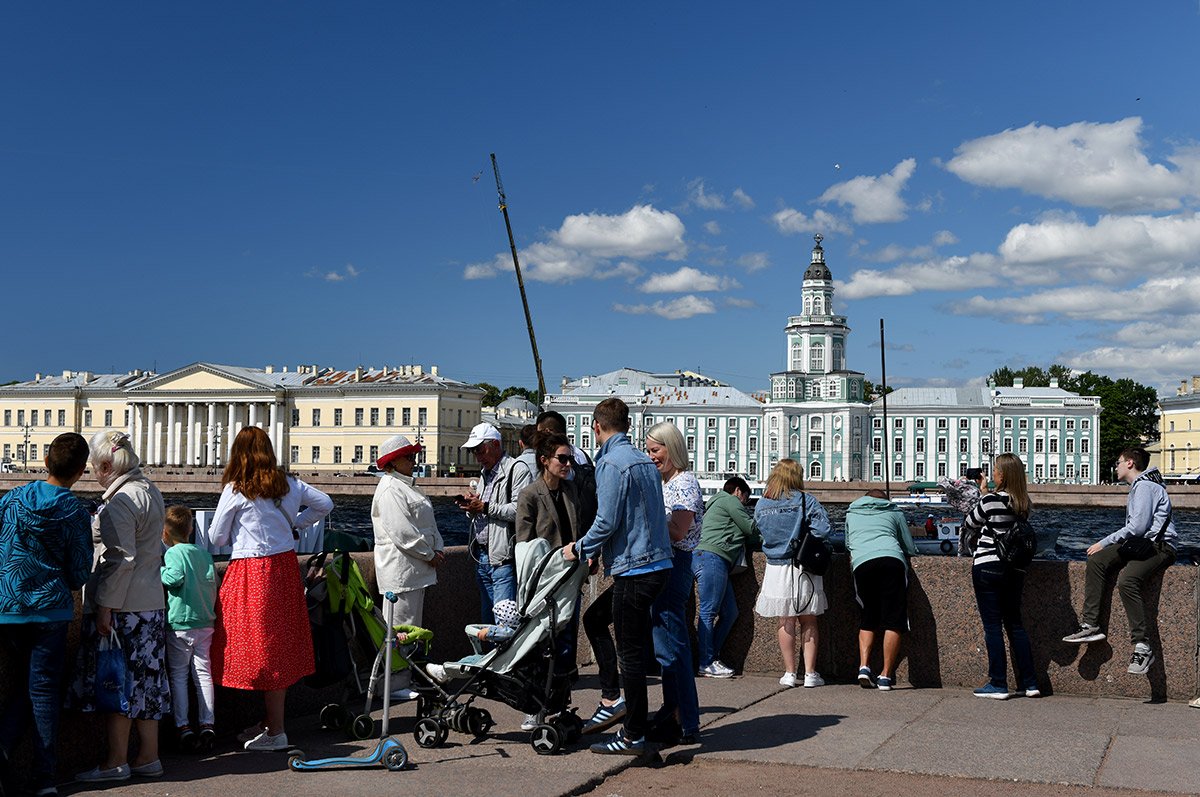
[306,550,434,740]
[412,538,586,755]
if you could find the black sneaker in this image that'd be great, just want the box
[1127,644,1155,675]
[1062,624,1105,644]
[582,698,626,734]
[589,731,646,755]
[645,717,682,747]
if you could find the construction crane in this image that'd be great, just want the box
[490,153,547,400]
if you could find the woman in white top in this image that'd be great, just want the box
[208,427,333,752]
[372,434,445,701]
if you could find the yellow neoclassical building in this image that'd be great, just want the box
[0,362,485,474]
[1159,376,1200,481]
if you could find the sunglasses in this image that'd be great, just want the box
[552,454,574,465]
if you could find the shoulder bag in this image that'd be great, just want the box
[1117,509,1171,562]
[791,493,832,576]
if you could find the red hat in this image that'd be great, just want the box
[377,434,422,469]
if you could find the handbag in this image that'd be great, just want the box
[96,632,130,714]
[1117,510,1171,562]
[994,515,1037,569]
[790,493,833,576]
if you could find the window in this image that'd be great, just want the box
[1035,464,1044,480]
[312,409,321,427]
[727,460,737,471]
[937,438,947,454]
[915,462,926,478]
[872,437,882,453]
[936,462,946,478]
[1004,418,1013,429]
[124,410,129,426]
[1081,438,1089,454]
[707,460,716,472]
[959,463,969,477]
[370,408,379,426]
[916,438,925,453]
[1066,438,1075,454]
[402,408,411,425]
[728,435,737,451]
[353,408,362,426]
[810,436,823,453]
[1067,419,1075,430]
[707,436,717,452]
[707,418,717,429]
[687,417,696,428]
[959,419,969,429]
[893,418,903,429]
[354,445,363,463]
[1049,464,1058,479]
[568,434,576,445]
[748,461,757,476]
[873,462,882,478]
[1081,419,1090,430]
[1003,438,1013,454]
[916,418,925,430]
[1035,438,1044,454]
[335,409,344,426]
[749,437,757,452]
[959,437,969,453]
[1081,464,1090,480]
[686,436,695,452]
[809,461,822,478]
[418,408,427,426]
[17,411,25,426]
[292,409,300,426]
[810,342,824,371]
[84,410,92,427]
[769,437,778,453]
[1066,464,1076,478]
[1019,419,1028,430]
[1019,439,1028,454]
[290,446,299,464]
[893,461,903,479]
[311,446,320,463]
[729,417,737,428]
[2,410,8,425]
[1049,437,1058,454]
[981,438,991,454]
[30,411,38,426]
[370,445,379,463]
[582,433,591,449]
[893,437,903,453]
[16,445,24,462]
[457,409,462,427]
[2,444,8,458]
[333,447,342,464]
[1035,419,1044,429]
[981,418,990,429]
[386,408,395,425]
[104,410,113,426]
[57,410,66,426]
[749,418,758,429]
[1050,419,1059,430]
[29,445,37,460]
[937,418,948,429]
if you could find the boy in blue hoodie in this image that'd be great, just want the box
[0,433,93,797]
[160,505,217,751]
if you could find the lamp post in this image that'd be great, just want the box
[21,424,32,472]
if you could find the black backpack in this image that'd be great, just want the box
[995,516,1037,569]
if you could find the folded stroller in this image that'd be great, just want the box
[307,551,434,740]
[411,538,586,755]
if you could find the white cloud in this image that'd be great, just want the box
[1066,342,1200,388]
[725,297,756,308]
[999,212,1200,275]
[933,230,959,246]
[613,295,717,319]
[737,251,770,272]
[732,188,755,209]
[860,229,960,263]
[837,253,1000,299]
[555,204,687,260]
[640,266,739,293]
[945,117,1200,211]
[772,207,852,236]
[955,273,1200,324]
[818,158,916,223]
[309,263,361,282]
[704,220,722,235]
[463,204,686,283]
[687,178,726,210]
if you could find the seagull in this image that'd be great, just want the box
[472,170,483,182]
[834,163,841,170]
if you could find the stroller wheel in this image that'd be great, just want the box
[414,717,447,749]
[530,723,562,756]
[349,715,375,740]
[384,746,409,771]
[320,703,347,731]
[558,710,584,743]
[465,708,492,738]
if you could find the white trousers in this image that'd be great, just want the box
[388,589,425,690]
[167,626,215,728]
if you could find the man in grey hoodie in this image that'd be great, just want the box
[1063,447,1177,675]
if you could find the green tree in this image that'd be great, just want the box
[473,382,502,407]
[499,386,542,406]
[863,379,894,401]
[988,366,1159,474]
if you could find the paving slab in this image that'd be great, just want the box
[1099,735,1200,794]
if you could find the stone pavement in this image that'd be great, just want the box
[51,668,1200,797]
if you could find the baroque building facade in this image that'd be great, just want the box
[1158,376,1200,480]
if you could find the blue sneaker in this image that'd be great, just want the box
[589,730,646,755]
[857,667,875,688]
[876,675,894,691]
[973,683,1011,700]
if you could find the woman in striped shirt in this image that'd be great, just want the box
[963,453,1038,700]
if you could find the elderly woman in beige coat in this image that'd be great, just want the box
[72,431,168,783]
[372,434,445,701]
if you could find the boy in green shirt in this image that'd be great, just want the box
[693,477,758,678]
[160,505,217,750]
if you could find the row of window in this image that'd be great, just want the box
[864,459,1091,481]
[869,436,1088,455]
[3,409,127,428]
[299,407,430,428]
[291,444,383,465]
[871,417,1090,431]
[571,415,760,431]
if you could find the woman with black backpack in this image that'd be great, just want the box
[963,452,1039,700]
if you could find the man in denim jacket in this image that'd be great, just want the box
[564,398,671,755]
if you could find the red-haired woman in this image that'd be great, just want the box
[208,427,333,751]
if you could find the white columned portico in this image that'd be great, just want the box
[127,404,136,455]
[249,402,259,429]
[227,403,237,455]
[144,404,156,465]
[166,404,177,465]
[269,402,280,463]
[186,403,196,466]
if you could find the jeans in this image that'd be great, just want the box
[0,621,69,789]
[1082,542,1176,644]
[652,549,700,735]
[692,550,738,668]
[473,544,495,622]
[167,627,215,728]
[612,569,669,740]
[491,562,517,612]
[972,564,1036,690]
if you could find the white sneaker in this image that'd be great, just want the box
[779,672,797,688]
[1189,696,1200,709]
[521,713,539,731]
[803,672,825,688]
[243,731,290,751]
[700,661,735,678]
[425,663,447,683]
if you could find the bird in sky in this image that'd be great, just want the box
[472,170,483,182]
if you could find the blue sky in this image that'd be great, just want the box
[4,2,1200,396]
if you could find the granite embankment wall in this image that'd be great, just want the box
[2,548,1197,778]
[4,471,1200,507]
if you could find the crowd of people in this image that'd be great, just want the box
[0,403,1186,791]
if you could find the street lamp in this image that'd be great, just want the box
[21,424,32,472]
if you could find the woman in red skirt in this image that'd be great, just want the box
[208,427,333,751]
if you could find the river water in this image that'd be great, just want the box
[160,493,1198,563]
